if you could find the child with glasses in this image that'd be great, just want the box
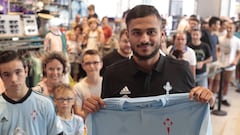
[53,83,84,135]
[73,49,103,119]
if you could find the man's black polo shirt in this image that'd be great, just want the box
[103,49,129,68]
[101,49,129,75]
[101,54,195,98]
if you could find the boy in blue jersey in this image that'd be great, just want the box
[53,83,84,135]
[82,4,214,114]
[0,50,63,135]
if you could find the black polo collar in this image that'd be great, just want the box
[129,53,165,75]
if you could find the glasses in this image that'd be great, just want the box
[10,25,18,29]
[55,97,74,103]
[0,20,5,24]
[10,30,19,34]
[0,30,6,34]
[27,20,34,23]
[9,20,18,24]
[28,29,36,32]
[83,61,101,66]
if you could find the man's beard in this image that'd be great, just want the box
[132,42,160,60]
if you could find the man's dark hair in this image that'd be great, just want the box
[189,14,198,19]
[0,50,26,67]
[220,19,227,26]
[88,4,95,11]
[74,24,83,33]
[208,16,220,27]
[125,5,161,29]
[189,17,200,24]
[172,49,184,59]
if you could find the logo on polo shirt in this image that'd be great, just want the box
[120,86,131,97]
[0,116,8,123]
[163,82,172,95]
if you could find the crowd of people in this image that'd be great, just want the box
[170,15,240,107]
[0,3,239,135]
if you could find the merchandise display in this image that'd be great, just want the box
[0,15,43,51]
[22,15,39,36]
[0,15,23,37]
[0,0,71,51]
[0,14,38,37]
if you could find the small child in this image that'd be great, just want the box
[53,83,84,135]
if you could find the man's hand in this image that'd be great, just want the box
[82,96,105,114]
[189,86,214,106]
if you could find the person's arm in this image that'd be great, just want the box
[189,65,196,79]
[203,56,213,65]
[73,86,88,118]
[232,50,240,66]
[197,56,212,69]
[190,48,197,79]
[74,105,86,119]
[216,44,221,60]
[97,26,105,45]
[197,43,213,69]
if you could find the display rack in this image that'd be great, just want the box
[1,0,71,51]
[0,37,44,51]
[0,14,39,38]
[0,15,23,37]
[22,15,39,36]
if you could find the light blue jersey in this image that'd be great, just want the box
[86,93,212,135]
[0,90,62,135]
[58,114,84,135]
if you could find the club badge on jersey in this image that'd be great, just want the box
[164,81,172,96]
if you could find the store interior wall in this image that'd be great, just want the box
[196,0,238,18]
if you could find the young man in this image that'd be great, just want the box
[217,22,240,106]
[74,49,103,118]
[82,5,213,113]
[0,50,63,135]
[205,17,221,92]
[189,28,212,88]
[186,17,200,45]
[102,28,132,74]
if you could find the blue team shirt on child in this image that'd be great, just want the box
[86,93,212,135]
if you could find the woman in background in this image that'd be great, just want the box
[32,51,67,98]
